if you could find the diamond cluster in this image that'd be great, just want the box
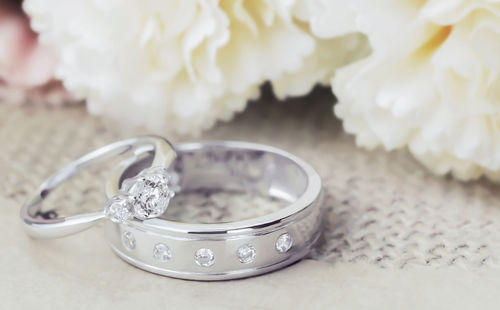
[105,167,175,223]
[121,231,294,267]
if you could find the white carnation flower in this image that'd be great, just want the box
[331,0,500,181]
[24,0,358,135]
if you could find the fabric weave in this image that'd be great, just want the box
[2,87,500,270]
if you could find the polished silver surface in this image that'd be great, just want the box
[20,136,176,239]
[105,141,323,280]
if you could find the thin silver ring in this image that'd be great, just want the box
[20,136,176,239]
[105,141,323,280]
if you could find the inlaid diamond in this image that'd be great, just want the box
[122,167,175,220]
[236,244,257,264]
[194,248,215,267]
[275,233,293,253]
[122,231,136,251]
[104,195,134,223]
[153,243,172,262]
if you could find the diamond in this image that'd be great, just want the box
[153,243,172,262]
[104,195,134,223]
[194,248,215,267]
[122,231,136,251]
[122,167,175,220]
[236,244,257,264]
[275,233,293,253]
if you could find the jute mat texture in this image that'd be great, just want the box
[2,88,500,309]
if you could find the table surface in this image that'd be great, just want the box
[2,87,500,309]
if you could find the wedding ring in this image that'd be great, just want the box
[105,141,323,280]
[21,136,176,239]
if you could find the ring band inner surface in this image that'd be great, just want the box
[119,143,309,224]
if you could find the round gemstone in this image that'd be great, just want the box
[153,243,172,262]
[236,244,257,264]
[275,233,293,253]
[104,195,134,223]
[123,168,175,220]
[122,231,136,251]
[194,248,215,267]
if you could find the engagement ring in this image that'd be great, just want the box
[21,136,176,239]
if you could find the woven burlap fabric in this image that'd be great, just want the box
[4,88,500,309]
[2,87,500,270]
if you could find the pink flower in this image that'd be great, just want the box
[0,0,75,105]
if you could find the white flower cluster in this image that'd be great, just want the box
[329,0,500,180]
[25,0,500,180]
[24,0,363,135]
